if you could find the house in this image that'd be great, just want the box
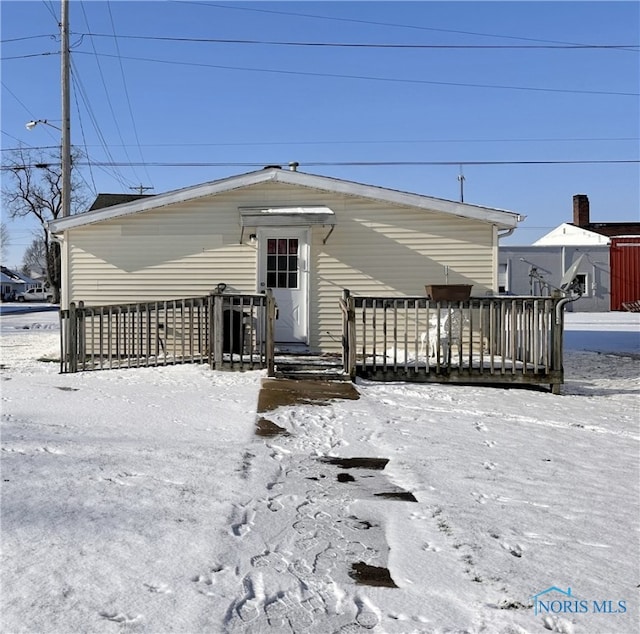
[536,194,640,245]
[499,195,640,311]
[498,245,610,312]
[1,267,24,301]
[49,166,522,354]
[0,267,39,301]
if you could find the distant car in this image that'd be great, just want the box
[16,287,53,302]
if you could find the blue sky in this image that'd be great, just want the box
[2,1,639,268]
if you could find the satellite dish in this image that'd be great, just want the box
[560,254,586,294]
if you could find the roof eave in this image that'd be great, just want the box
[270,170,522,228]
[49,167,522,233]
[49,169,279,233]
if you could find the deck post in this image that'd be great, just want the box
[212,290,223,369]
[77,301,85,371]
[265,289,276,377]
[551,292,565,394]
[341,289,356,380]
[67,302,77,373]
[59,309,67,373]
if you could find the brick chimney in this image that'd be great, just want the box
[573,194,590,227]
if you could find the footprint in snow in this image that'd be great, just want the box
[191,567,224,596]
[251,551,289,573]
[233,574,264,625]
[472,491,490,504]
[144,582,172,594]
[409,512,429,521]
[99,611,142,624]
[355,595,381,629]
[502,542,524,558]
[422,542,440,552]
[230,504,256,537]
[267,496,284,512]
[542,614,575,633]
[37,447,63,455]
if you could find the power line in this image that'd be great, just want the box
[70,75,98,196]
[0,53,59,61]
[105,0,153,189]
[0,35,56,44]
[70,58,136,190]
[184,1,640,51]
[1,82,46,125]
[3,137,639,153]
[40,0,58,23]
[73,33,640,50]
[6,135,640,152]
[5,159,635,170]
[77,1,138,190]
[73,51,640,97]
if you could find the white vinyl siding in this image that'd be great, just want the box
[67,194,258,304]
[65,181,496,352]
[308,200,494,352]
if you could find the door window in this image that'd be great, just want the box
[266,238,299,288]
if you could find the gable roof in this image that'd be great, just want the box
[0,267,39,286]
[533,223,611,246]
[575,221,640,238]
[49,167,522,233]
[88,193,154,211]
[0,266,23,282]
[1,266,24,283]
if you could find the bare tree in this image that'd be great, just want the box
[1,147,89,303]
[21,237,48,278]
[0,222,9,264]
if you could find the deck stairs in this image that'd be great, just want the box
[273,353,350,381]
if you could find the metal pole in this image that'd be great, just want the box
[457,166,465,203]
[61,0,71,218]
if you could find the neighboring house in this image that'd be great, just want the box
[1,267,24,301]
[499,194,640,311]
[499,245,610,312]
[537,194,640,245]
[48,166,522,353]
[0,267,39,301]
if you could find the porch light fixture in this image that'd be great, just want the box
[249,234,257,245]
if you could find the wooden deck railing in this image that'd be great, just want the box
[341,291,566,392]
[60,290,276,374]
[60,288,568,391]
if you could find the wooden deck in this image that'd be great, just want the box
[60,290,569,392]
[341,291,567,392]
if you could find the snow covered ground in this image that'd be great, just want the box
[1,310,638,634]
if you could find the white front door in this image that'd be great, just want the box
[258,228,309,345]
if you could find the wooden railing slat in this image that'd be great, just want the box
[60,293,271,374]
[345,294,563,390]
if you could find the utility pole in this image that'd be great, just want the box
[130,185,154,195]
[61,0,70,218]
[457,165,465,203]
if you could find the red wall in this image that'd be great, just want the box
[610,237,640,310]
